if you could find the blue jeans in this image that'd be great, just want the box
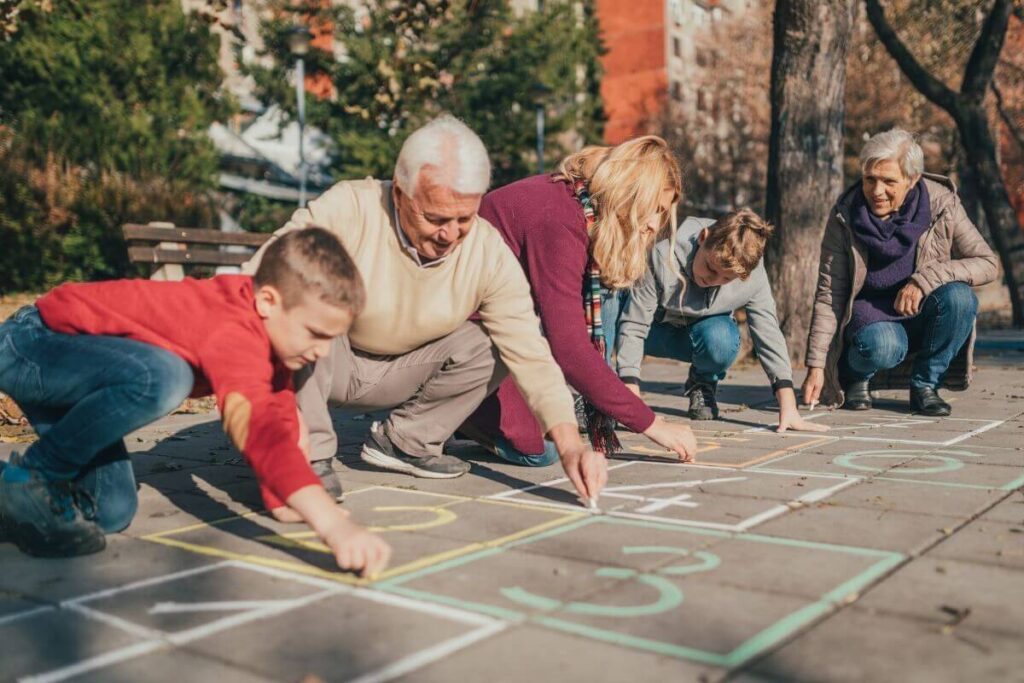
[842,282,978,389]
[492,435,560,467]
[492,289,626,466]
[642,314,741,386]
[0,306,194,532]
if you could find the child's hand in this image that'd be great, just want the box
[321,512,391,577]
[776,407,830,434]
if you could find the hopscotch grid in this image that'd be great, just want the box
[16,559,506,683]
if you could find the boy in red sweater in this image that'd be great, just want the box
[0,228,390,575]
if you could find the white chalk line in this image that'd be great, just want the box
[17,559,499,682]
[345,621,507,683]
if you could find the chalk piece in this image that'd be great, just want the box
[587,497,600,512]
[809,400,818,412]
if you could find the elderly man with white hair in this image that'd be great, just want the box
[245,114,606,511]
[802,127,998,416]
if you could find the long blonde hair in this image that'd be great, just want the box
[553,135,682,289]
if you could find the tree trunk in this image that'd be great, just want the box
[957,103,1024,325]
[764,0,858,364]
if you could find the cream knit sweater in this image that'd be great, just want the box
[244,178,576,432]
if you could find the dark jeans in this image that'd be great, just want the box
[642,314,741,386]
[842,282,978,390]
[0,306,193,532]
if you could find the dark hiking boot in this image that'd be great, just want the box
[360,422,470,478]
[910,386,951,417]
[312,459,344,502]
[843,379,873,411]
[686,382,719,421]
[0,455,105,558]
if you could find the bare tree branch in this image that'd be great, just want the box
[864,0,958,112]
[992,79,1024,154]
[962,0,1013,99]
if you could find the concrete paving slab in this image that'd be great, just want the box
[0,535,216,604]
[925,518,1024,571]
[854,556,1024,638]
[395,624,720,682]
[184,582,500,683]
[741,606,1024,683]
[76,649,276,683]
[980,492,1024,524]
[0,604,145,682]
[752,502,965,553]
[813,475,1008,518]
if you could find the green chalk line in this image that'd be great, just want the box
[374,515,906,668]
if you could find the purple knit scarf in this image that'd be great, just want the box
[847,180,931,337]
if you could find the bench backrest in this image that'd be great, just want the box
[122,222,270,281]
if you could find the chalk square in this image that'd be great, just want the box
[756,447,1024,491]
[142,486,580,584]
[379,516,902,668]
[619,428,832,468]
[782,413,1005,445]
[491,461,855,532]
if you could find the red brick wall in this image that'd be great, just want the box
[596,0,667,144]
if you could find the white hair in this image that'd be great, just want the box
[394,114,491,196]
[860,127,924,179]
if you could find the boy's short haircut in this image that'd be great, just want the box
[702,208,774,280]
[254,227,366,313]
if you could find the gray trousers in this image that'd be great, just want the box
[296,321,507,462]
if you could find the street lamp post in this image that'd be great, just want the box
[288,26,312,208]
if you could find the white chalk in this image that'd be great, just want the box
[587,497,599,512]
[809,400,818,412]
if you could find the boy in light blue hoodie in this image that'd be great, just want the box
[616,209,826,433]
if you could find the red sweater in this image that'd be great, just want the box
[469,175,656,454]
[36,275,319,509]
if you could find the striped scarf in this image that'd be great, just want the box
[573,179,621,454]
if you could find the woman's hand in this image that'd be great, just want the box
[894,282,924,316]
[643,417,698,462]
[802,368,825,407]
[625,383,642,398]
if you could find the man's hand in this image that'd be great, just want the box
[643,417,698,462]
[894,281,924,316]
[802,367,825,407]
[548,422,608,502]
[625,383,642,398]
[320,513,392,578]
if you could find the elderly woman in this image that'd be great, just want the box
[802,128,998,416]
[461,136,699,465]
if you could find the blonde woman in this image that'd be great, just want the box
[462,136,698,465]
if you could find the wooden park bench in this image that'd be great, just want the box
[122,221,270,281]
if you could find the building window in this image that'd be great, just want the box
[670,0,684,26]
[672,36,681,59]
[671,81,683,101]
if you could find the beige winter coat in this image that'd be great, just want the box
[805,173,998,406]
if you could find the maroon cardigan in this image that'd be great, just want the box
[468,174,656,454]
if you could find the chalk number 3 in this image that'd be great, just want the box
[501,546,720,618]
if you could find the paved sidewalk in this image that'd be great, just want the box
[1,354,1022,682]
